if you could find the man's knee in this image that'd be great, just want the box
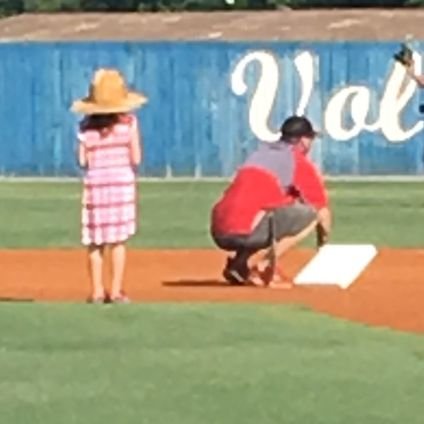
[211,232,255,253]
[273,204,317,240]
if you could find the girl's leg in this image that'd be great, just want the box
[88,244,105,300]
[110,242,127,300]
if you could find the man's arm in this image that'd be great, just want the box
[292,150,332,247]
[406,64,424,87]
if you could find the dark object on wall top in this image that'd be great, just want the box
[394,43,413,66]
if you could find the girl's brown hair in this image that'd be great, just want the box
[80,113,122,137]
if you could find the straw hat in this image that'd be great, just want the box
[71,68,148,115]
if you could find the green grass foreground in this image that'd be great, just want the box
[0,304,423,424]
[0,180,423,248]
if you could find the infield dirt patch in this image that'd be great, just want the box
[1,248,423,333]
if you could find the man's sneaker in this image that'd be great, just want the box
[222,257,249,285]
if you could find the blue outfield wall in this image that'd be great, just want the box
[0,41,424,177]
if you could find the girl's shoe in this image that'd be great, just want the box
[110,293,131,304]
[87,293,109,304]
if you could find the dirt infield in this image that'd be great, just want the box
[1,248,423,333]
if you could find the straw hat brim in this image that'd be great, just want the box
[71,91,148,115]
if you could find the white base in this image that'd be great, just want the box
[294,244,378,289]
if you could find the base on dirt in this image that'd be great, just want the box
[294,244,378,289]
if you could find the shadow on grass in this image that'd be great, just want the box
[0,297,34,302]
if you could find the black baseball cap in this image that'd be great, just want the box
[280,116,319,140]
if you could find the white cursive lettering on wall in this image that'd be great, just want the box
[231,49,424,143]
[231,50,315,142]
[294,51,314,116]
[324,86,377,141]
[325,51,423,142]
[378,52,423,142]
[231,51,280,142]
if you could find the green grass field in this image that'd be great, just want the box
[0,181,423,248]
[0,181,423,423]
[1,304,424,424]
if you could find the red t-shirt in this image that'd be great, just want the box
[211,147,328,235]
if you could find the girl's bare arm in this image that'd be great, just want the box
[78,142,87,168]
[130,120,142,167]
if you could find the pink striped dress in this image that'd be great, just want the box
[78,115,138,246]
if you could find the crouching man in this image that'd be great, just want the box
[210,116,332,289]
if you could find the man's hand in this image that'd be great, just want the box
[316,207,332,248]
[402,57,424,87]
[316,224,328,248]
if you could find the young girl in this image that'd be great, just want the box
[72,68,147,304]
